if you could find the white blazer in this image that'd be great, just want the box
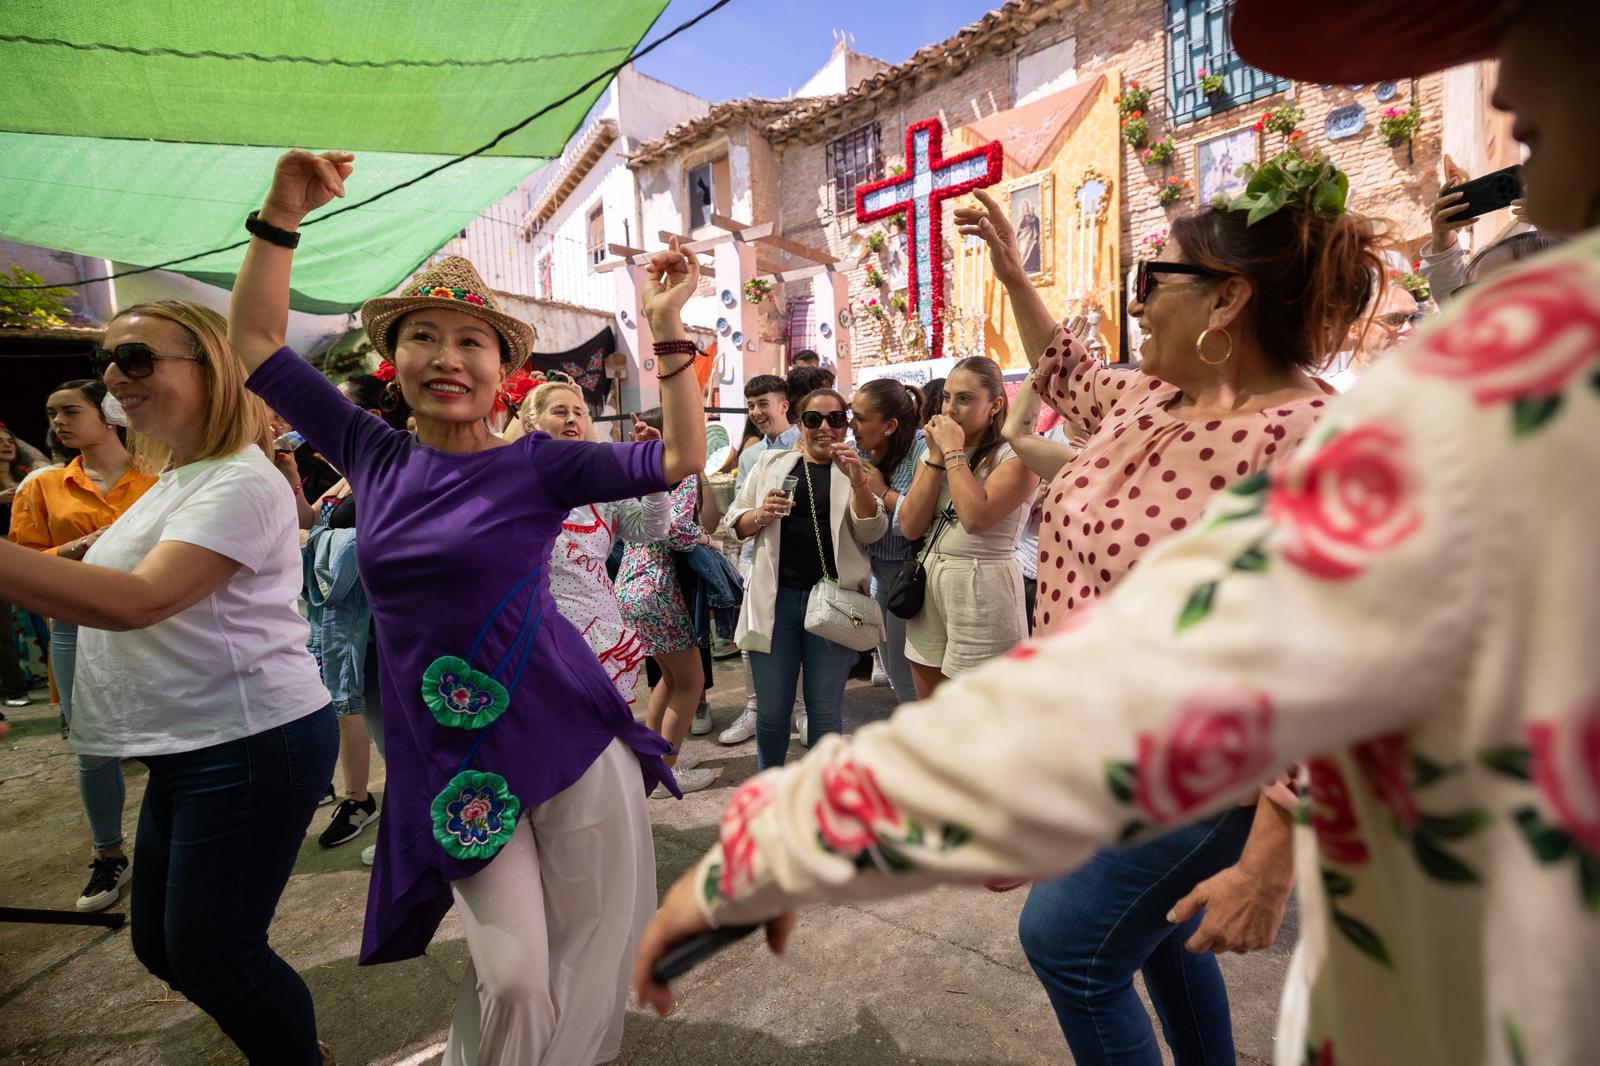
[725,447,888,653]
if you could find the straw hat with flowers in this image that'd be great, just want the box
[361,256,536,372]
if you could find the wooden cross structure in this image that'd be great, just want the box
[595,214,856,416]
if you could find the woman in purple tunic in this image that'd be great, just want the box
[229,149,707,1065]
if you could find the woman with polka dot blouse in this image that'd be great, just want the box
[954,177,1383,1064]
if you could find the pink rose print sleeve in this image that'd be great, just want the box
[690,357,1486,931]
[1411,258,1600,436]
[1035,322,1142,435]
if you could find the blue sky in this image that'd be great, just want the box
[634,0,1004,103]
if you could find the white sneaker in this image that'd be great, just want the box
[794,709,810,747]
[871,653,891,687]
[360,844,376,867]
[652,766,721,798]
[674,749,701,772]
[718,707,757,745]
[690,701,715,736]
[674,766,721,793]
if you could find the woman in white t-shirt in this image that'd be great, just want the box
[898,356,1039,695]
[0,300,336,1066]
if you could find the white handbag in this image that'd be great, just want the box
[799,459,884,652]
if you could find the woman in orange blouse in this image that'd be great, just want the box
[9,378,156,911]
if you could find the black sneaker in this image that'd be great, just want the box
[318,783,336,806]
[76,855,131,912]
[319,795,379,848]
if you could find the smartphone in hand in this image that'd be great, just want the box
[1441,165,1523,221]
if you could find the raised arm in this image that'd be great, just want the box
[229,149,355,374]
[955,190,1059,369]
[1003,366,1078,482]
[641,243,709,484]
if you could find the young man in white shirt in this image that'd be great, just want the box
[720,376,800,745]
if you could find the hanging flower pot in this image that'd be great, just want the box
[1379,106,1424,147]
[1198,69,1226,97]
[1121,112,1150,149]
[1141,229,1169,257]
[1157,176,1191,207]
[865,230,887,253]
[1114,81,1151,118]
[1141,135,1175,167]
[864,265,886,289]
[1255,104,1304,138]
[743,278,773,304]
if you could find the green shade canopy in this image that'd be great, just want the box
[0,0,668,310]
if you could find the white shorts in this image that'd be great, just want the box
[904,554,1026,677]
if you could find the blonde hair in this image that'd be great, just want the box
[109,301,272,468]
[529,379,585,418]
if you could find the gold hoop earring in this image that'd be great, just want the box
[1195,327,1233,366]
[382,380,403,410]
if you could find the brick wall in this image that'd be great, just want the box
[1075,2,1447,297]
[767,0,1450,371]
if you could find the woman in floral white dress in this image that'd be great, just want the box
[616,427,717,792]
[636,3,1600,1063]
[521,379,671,704]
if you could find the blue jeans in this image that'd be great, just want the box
[131,705,338,1065]
[55,620,126,852]
[1018,807,1255,1065]
[748,585,857,769]
[869,555,917,705]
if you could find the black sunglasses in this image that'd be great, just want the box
[800,410,849,430]
[1134,260,1223,303]
[91,342,203,380]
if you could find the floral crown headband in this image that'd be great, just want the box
[1225,147,1350,226]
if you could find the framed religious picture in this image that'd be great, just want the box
[885,225,909,292]
[1193,125,1260,207]
[1001,171,1054,285]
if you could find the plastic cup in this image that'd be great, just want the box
[779,475,799,510]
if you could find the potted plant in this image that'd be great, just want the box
[1157,176,1191,207]
[864,265,885,289]
[1114,81,1152,117]
[888,292,907,314]
[887,161,906,177]
[743,278,773,304]
[1198,68,1226,97]
[1379,105,1424,147]
[1141,135,1175,166]
[1140,229,1169,257]
[865,230,887,253]
[1121,110,1150,149]
[863,298,886,321]
[1253,104,1304,138]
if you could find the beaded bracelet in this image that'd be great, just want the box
[657,355,697,381]
[653,338,698,381]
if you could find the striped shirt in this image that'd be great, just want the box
[867,434,928,563]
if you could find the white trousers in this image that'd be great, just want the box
[443,739,655,1066]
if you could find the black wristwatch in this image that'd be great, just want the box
[245,210,301,249]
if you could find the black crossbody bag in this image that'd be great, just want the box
[885,504,955,620]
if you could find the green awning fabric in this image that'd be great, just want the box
[0,1,668,311]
